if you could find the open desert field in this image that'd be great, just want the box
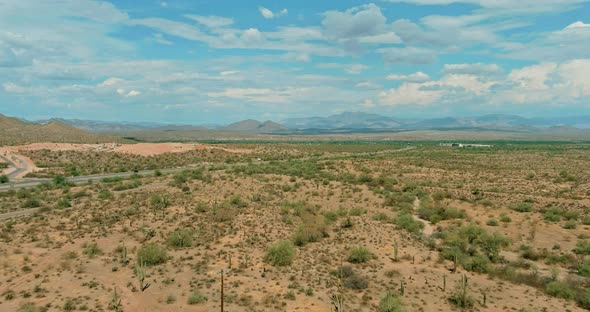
[1,142,589,312]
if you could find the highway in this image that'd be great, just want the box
[0,154,29,179]
[0,146,415,193]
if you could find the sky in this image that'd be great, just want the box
[0,0,589,124]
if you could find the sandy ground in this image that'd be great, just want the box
[1,142,251,157]
[112,143,207,156]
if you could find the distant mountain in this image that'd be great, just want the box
[284,113,590,131]
[283,112,402,130]
[0,114,120,145]
[223,120,289,133]
[38,118,212,133]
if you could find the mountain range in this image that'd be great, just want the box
[0,115,120,145]
[9,112,590,135]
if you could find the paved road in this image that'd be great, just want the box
[0,146,415,193]
[0,144,416,215]
[0,154,29,179]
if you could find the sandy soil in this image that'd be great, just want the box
[2,142,252,157]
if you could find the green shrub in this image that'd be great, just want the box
[82,242,103,258]
[17,302,45,312]
[293,214,326,246]
[578,289,590,309]
[393,214,424,235]
[574,240,590,255]
[378,292,406,312]
[343,273,369,290]
[265,240,296,266]
[545,281,575,299]
[187,291,208,305]
[487,219,499,226]
[151,194,170,210]
[543,207,563,222]
[577,259,590,277]
[513,203,532,212]
[167,229,193,248]
[500,213,512,223]
[0,175,8,184]
[347,246,375,264]
[22,198,41,208]
[137,243,167,266]
[563,220,577,229]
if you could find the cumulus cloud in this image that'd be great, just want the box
[386,72,430,82]
[565,21,590,29]
[441,63,503,76]
[322,3,387,40]
[379,59,590,109]
[259,7,288,19]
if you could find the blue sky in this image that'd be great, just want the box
[0,0,589,124]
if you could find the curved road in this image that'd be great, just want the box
[0,146,416,221]
[0,154,29,179]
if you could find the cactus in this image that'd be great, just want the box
[121,246,129,266]
[110,288,122,311]
[442,274,446,291]
[135,263,151,292]
[393,239,399,262]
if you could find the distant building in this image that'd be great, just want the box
[440,143,493,148]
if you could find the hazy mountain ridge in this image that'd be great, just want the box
[222,120,289,133]
[0,115,121,145]
[8,112,590,135]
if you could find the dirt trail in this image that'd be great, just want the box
[413,197,436,236]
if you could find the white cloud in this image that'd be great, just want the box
[185,15,234,28]
[378,47,437,64]
[100,77,124,87]
[382,0,586,14]
[565,21,590,29]
[361,99,375,108]
[386,72,430,82]
[322,4,387,40]
[379,59,590,109]
[126,90,141,97]
[441,63,503,76]
[259,7,288,19]
[356,81,382,89]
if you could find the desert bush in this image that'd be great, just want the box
[265,240,295,266]
[293,214,326,246]
[418,205,465,224]
[378,292,406,312]
[545,281,575,300]
[574,240,590,255]
[82,242,103,258]
[393,214,424,235]
[441,224,509,273]
[22,198,41,208]
[577,258,590,277]
[578,289,590,309]
[0,175,8,184]
[151,194,170,210]
[187,291,208,305]
[347,246,375,263]
[513,203,532,212]
[543,207,563,222]
[137,243,167,266]
[17,302,45,312]
[167,229,193,248]
[487,218,499,226]
[448,275,475,309]
[343,273,369,290]
[500,213,512,223]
